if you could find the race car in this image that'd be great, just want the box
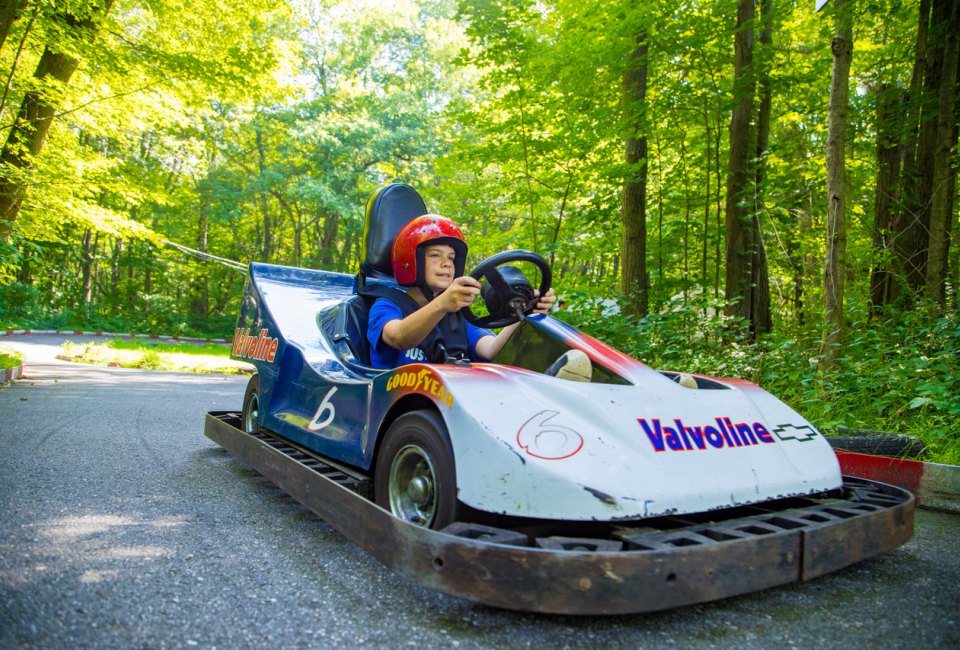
[232,183,847,531]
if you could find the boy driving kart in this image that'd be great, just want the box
[366,214,590,381]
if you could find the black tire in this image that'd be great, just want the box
[374,410,460,529]
[826,431,926,459]
[242,374,261,434]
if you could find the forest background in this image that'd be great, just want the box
[0,0,957,461]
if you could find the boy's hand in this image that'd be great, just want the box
[437,276,481,312]
[531,288,556,314]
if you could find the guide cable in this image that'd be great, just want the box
[161,239,247,273]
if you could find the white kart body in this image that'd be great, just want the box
[419,359,839,521]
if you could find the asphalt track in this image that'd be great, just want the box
[1,334,958,649]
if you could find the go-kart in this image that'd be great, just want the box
[204,183,914,614]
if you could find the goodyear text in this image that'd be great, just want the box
[386,368,454,408]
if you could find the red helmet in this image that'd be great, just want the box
[392,215,467,287]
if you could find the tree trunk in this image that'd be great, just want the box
[787,206,812,327]
[90,232,100,308]
[898,0,944,296]
[255,127,273,261]
[293,218,303,268]
[901,0,932,178]
[548,178,571,269]
[620,33,649,318]
[822,0,853,373]
[869,84,905,313]
[751,0,774,336]
[80,229,94,307]
[319,211,340,269]
[110,237,124,297]
[678,136,691,286]
[949,105,959,307]
[702,111,710,283]
[714,116,723,298]
[724,0,759,334]
[0,0,27,53]
[924,0,959,308]
[191,204,210,318]
[16,244,30,284]
[796,192,815,326]
[0,3,115,239]
[656,133,665,281]
[345,228,360,273]
[0,5,37,124]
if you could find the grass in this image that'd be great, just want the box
[96,338,233,357]
[59,338,251,375]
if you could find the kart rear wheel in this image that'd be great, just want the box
[375,410,459,529]
[242,375,261,434]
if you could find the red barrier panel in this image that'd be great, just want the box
[836,451,960,514]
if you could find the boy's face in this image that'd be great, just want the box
[422,244,457,293]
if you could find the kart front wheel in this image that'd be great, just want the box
[375,410,459,529]
[242,375,260,434]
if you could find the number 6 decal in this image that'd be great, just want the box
[308,387,338,431]
[516,410,584,460]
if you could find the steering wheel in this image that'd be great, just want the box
[463,250,552,328]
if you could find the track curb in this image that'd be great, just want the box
[0,329,231,343]
[836,451,960,514]
[0,363,23,383]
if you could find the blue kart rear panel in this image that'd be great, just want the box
[232,263,375,468]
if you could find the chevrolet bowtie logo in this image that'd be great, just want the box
[771,423,819,442]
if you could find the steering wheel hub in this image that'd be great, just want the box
[464,251,552,329]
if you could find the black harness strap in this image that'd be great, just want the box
[358,284,470,363]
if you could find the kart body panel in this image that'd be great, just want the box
[231,262,841,521]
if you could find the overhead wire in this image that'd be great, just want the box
[160,239,248,273]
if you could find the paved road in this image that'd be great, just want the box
[1,334,958,649]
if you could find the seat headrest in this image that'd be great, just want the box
[359,183,428,283]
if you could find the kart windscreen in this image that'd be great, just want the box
[491,319,629,385]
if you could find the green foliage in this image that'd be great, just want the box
[0,280,238,338]
[0,280,41,323]
[0,348,24,371]
[137,348,166,371]
[1,1,957,462]
[439,0,635,283]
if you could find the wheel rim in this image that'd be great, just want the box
[388,444,437,526]
[244,393,259,433]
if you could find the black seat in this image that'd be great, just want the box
[333,294,373,366]
[336,184,428,365]
[358,183,428,286]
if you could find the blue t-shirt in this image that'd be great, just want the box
[367,298,493,368]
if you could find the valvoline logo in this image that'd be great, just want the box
[638,417,776,452]
[233,328,279,363]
